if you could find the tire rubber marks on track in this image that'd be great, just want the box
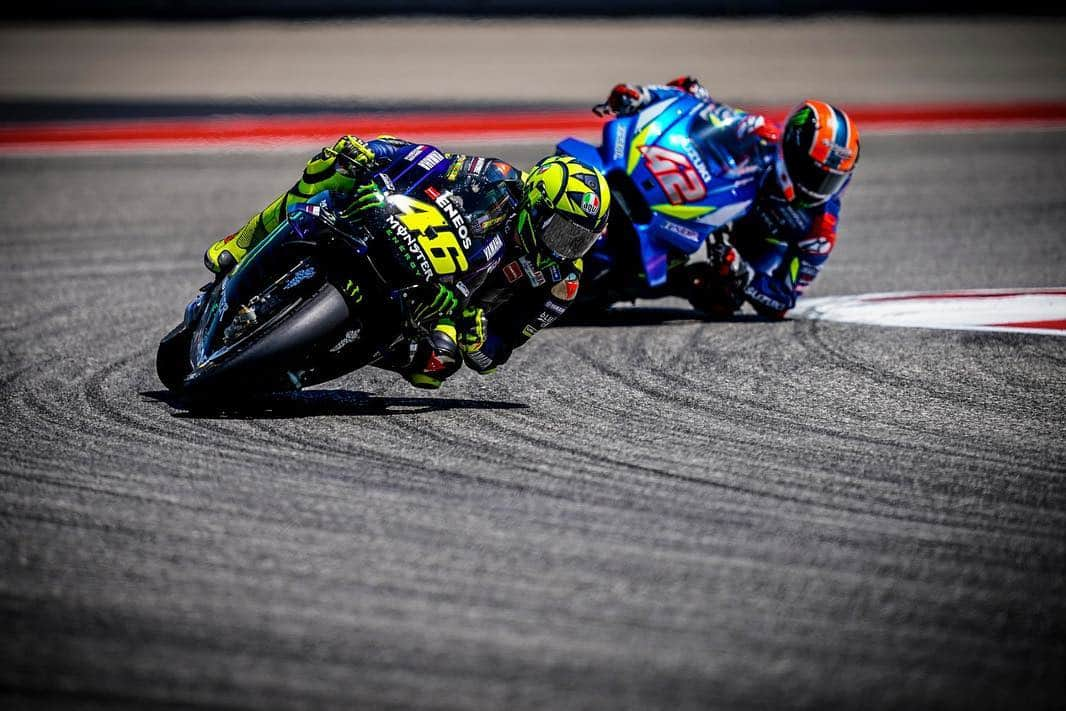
[792,287,1066,337]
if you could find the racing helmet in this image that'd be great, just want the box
[777,100,860,208]
[517,156,610,260]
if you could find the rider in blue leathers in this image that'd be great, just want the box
[596,76,860,319]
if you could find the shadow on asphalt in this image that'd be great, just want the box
[140,389,528,419]
[557,306,772,328]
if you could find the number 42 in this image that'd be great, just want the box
[641,145,707,205]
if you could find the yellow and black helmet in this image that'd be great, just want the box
[517,156,610,260]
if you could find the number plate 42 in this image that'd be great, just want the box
[640,145,707,206]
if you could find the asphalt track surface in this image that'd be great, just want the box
[2,130,1065,710]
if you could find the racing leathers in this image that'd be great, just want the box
[602,76,847,319]
[206,135,583,389]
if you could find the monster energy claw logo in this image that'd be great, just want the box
[790,107,812,127]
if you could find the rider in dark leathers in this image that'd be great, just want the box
[597,76,860,319]
[205,135,609,388]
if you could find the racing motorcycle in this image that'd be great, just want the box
[556,93,764,313]
[156,144,499,401]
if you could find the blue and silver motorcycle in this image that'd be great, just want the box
[557,93,769,314]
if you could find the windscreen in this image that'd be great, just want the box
[688,117,756,176]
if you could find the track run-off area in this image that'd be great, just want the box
[1,110,1063,709]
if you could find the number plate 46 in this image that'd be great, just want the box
[391,195,469,275]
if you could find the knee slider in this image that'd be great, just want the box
[411,325,462,382]
[429,327,461,366]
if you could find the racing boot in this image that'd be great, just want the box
[204,231,246,274]
[681,261,745,319]
[204,135,379,274]
[405,321,463,390]
[204,192,291,275]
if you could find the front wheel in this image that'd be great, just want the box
[180,281,352,399]
[156,322,194,392]
[156,285,213,392]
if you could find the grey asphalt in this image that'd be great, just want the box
[3,18,1066,106]
[1,126,1064,709]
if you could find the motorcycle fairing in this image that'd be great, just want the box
[190,192,340,373]
[558,94,760,287]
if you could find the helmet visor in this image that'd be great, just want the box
[540,213,598,260]
[526,200,599,260]
[783,144,850,207]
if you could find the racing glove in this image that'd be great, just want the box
[666,75,710,100]
[329,135,380,180]
[456,307,487,351]
[457,307,509,374]
[593,83,651,117]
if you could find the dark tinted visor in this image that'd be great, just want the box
[784,143,849,206]
[539,213,598,260]
[527,200,599,259]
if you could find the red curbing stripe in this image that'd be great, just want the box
[0,111,603,148]
[2,102,1066,150]
[989,319,1066,330]
[865,288,1066,302]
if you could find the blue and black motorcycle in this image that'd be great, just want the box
[557,93,768,315]
[156,144,500,401]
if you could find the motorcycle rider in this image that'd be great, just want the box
[595,76,859,319]
[204,135,610,389]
